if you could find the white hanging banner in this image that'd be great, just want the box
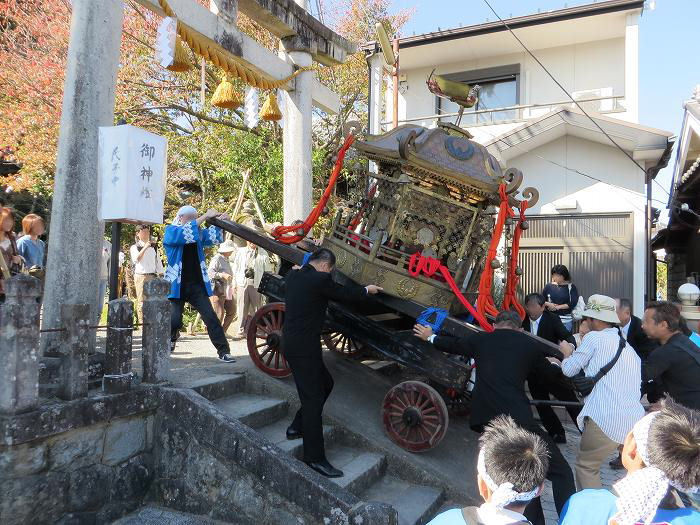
[98,125,168,224]
[155,17,177,69]
[244,86,259,129]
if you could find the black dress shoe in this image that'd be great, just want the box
[286,427,302,440]
[550,432,567,444]
[609,454,624,470]
[305,460,344,478]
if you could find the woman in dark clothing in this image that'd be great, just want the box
[542,264,579,332]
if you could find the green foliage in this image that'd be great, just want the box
[656,260,668,300]
[166,123,329,225]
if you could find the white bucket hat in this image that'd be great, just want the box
[218,239,237,254]
[582,294,619,324]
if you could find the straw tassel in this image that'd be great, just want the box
[211,75,242,109]
[259,92,282,121]
[166,34,192,72]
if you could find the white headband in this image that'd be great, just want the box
[477,449,540,509]
[613,412,699,525]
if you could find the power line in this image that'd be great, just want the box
[467,102,668,208]
[480,0,672,199]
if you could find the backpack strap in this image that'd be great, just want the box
[591,328,626,384]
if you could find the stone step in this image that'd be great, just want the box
[190,374,245,401]
[113,504,226,524]
[361,475,444,525]
[326,446,387,495]
[256,418,337,459]
[212,393,289,428]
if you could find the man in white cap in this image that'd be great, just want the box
[556,294,645,489]
[208,239,237,334]
[164,206,235,362]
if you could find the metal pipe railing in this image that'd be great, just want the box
[380,95,626,126]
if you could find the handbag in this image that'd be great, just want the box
[568,284,585,321]
[571,329,625,397]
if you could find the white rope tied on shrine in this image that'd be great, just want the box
[613,412,700,525]
[103,373,134,379]
[107,326,133,331]
[477,449,540,509]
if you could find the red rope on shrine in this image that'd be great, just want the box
[408,252,494,332]
[272,134,355,244]
[476,184,513,319]
[502,200,529,319]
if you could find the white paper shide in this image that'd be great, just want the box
[98,125,167,224]
[155,17,177,69]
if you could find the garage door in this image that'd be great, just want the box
[517,213,634,303]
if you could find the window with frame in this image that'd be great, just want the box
[436,65,519,126]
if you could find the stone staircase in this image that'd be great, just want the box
[197,374,445,525]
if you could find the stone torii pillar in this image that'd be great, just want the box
[42,0,124,353]
[281,0,314,224]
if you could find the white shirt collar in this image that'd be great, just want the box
[529,314,543,324]
[621,319,631,339]
[477,503,530,524]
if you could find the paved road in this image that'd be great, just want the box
[124,331,626,524]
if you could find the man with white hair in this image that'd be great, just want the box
[164,206,234,362]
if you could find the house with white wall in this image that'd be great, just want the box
[365,0,672,313]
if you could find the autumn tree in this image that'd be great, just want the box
[0,0,411,226]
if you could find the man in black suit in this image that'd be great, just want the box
[616,298,657,360]
[413,310,576,525]
[608,298,660,470]
[522,293,581,443]
[283,248,382,478]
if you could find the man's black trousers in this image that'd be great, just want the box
[523,424,576,525]
[285,354,334,463]
[170,280,230,357]
[528,374,581,436]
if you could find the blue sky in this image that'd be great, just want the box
[389,0,700,210]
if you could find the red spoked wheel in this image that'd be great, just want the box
[322,332,366,356]
[247,302,291,378]
[382,381,449,452]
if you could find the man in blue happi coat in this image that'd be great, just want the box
[164,205,235,362]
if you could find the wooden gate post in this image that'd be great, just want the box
[104,297,134,394]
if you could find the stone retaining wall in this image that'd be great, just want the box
[0,384,397,525]
[1,412,155,524]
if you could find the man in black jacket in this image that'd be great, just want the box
[283,248,382,478]
[522,293,580,443]
[616,298,657,360]
[641,301,700,410]
[413,310,576,525]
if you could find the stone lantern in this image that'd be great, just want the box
[678,281,700,333]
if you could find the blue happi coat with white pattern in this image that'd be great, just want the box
[163,220,224,299]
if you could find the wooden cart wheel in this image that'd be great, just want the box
[322,332,365,356]
[382,380,449,452]
[247,302,291,378]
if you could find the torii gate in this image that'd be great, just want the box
[41,0,356,348]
